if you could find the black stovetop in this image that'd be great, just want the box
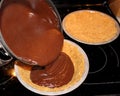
[0,0,120,96]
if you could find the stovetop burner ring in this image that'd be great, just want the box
[85,44,120,75]
[89,46,107,74]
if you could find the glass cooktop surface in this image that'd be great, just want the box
[0,0,120,96]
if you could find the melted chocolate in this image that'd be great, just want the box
[0,0,63,66]
[30,52,74,88]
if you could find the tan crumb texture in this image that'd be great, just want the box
[63,10,119,44]
[15,40,85,92]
